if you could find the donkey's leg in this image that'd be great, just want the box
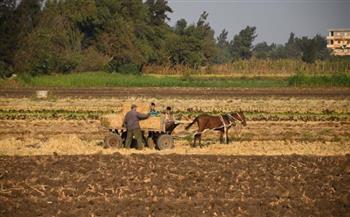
[193,132,200,147]
[225,129,229,144]
[199,134,202,148]
[227,127,233,144]
[192,133,197,147]
[219,130,225,144]
[223,127,228,144]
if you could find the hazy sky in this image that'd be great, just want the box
[166,0,350,44]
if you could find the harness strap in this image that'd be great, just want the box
[219,115,226,128]
[220,115,230,143]
[194,115,233,135]
[236,113,242,122]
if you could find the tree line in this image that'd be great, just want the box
[0,0,332,77]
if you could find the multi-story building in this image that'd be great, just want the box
[327,29,350,56]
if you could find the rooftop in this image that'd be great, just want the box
[329,28,350,32]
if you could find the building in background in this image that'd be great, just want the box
[327,29,350,56]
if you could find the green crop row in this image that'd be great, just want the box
[1,72,349,88]
[0,109,348,122]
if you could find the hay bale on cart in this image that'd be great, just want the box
[101,102,174,150]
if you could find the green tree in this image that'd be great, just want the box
[296,36,317,63]
[1,0,43,76]
[14,0,87,74]
[195,11,217,65]
[269,44,289,59]
[94,0,173,72]
[295,34,330,63]
[285,32,301,59]
[313,34,331,60]
[174,18,187,35]
[3,0,306,75]
[253,42,273,59]
[214,29,231,63]
[167,19,202,67]
[168,12,217,67]
[0,0,15,17]
[230,26,257,60]
[145,0,173,25]
[12,0,175,74]
[217,29,229,48]
[0,0,16,77]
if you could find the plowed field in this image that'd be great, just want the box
[0,154,349,217]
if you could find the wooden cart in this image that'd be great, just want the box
[102,103,174,150]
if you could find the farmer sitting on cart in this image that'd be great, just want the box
[123,104,150,150]
[164,106,179,134]
[149,102,160,117]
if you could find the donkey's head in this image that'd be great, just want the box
[230,111,247,126]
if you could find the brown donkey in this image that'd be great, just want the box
[185,112,247,147]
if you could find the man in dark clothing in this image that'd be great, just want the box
[123,104,150,149]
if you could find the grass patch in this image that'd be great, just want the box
[288,73,350,87]
[1,71,349,88]
[14,72,286,88]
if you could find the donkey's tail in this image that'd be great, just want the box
[185,116,198,130]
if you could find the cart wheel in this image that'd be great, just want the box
[147,137,155,149]
[104,134,123,148]
[156,134,174,150]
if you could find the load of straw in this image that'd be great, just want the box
[101,102,164,131]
